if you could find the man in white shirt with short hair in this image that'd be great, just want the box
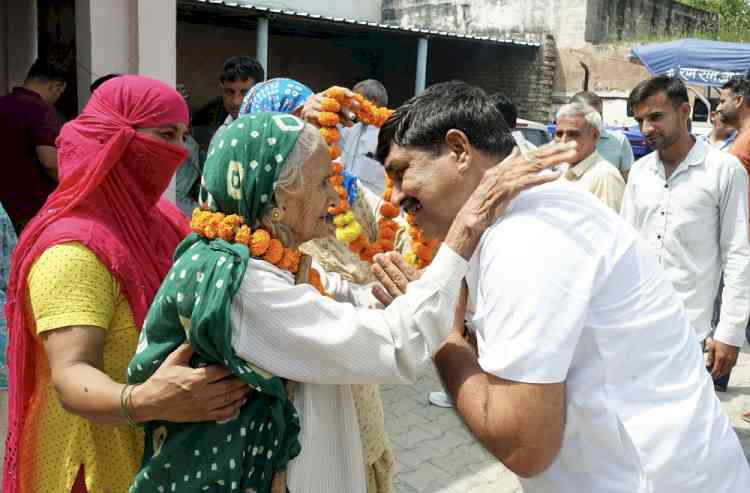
[379,80,750,493]
[621,76,750,388]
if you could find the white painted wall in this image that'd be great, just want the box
[2,0,37,93]
[236,0,382,22]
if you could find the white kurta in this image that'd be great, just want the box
[230,247,468,493]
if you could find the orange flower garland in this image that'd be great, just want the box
[189,209,326,294]
[317,86,436,267]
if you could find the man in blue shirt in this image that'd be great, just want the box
[572,91,635,180]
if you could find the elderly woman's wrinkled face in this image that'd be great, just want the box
[277,135,339,243]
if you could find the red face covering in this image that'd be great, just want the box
[3,75,191,491]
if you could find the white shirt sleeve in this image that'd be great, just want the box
[475,215,597,383]
[230,246,468,385]
[714,159,750,347]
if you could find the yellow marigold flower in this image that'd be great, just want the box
[235,225,252,246]
[335,221,363,243]
[333,211,355,227]
[250,229,271,256]
[404,251,418,266]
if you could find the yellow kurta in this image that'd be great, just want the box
[20,242,143,492]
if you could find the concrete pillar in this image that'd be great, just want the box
[256,17,269,80]
[415,37,429,96]
[75,0,178,202]
[136,0,177,86]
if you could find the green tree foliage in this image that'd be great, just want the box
[680,0,750,41]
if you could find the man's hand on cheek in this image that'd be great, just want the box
[371,252,421,306]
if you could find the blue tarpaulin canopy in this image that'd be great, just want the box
[631,38,750,87]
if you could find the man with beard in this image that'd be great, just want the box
[377,80,750,493]
[621,76,750,396]
[716,76,750,421]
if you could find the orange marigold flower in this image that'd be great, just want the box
[235,225,252,246]
[378,218,398,231]
[204,212,225,239]
[348,235,369,254]
[379,226,396,241]
[375,238,395,252]
[288,250,302,273]
[263,239,284,264]
[325,86,349,103]
[277,248,295,270]
[318,111,340,127]
[334,185,346,198]
[409,227,424,243]
[190,209,210,234]
[320,97,341,113]
[359,243,384,263]
[379,202,400,218]
[308,267,326,294]
[413,242,432,261]
[329,145,342,159]
[406,214,417,226]
[320,127,341,145]
[329,174,344,187]
[250,229,271,256]
[331,162,344,175]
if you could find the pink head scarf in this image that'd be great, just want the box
[3,75,191,491]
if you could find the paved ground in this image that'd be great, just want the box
[381,346,750,492]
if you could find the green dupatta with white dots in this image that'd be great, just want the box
[127,113,306,493]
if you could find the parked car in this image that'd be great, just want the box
[516,118,551,147]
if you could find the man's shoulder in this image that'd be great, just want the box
[628,151,657,176]
[591,157,625,182]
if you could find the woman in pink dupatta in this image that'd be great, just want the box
[3,75,249,493]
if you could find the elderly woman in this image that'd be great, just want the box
[240,78,394,492]
[3,76,249,493]
[127,112,567,493]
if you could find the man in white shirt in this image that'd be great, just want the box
[621,76,750,390]
[572,91,635,180]
[340,79,389,196]
[555,102,625,211]
[377,80,750,492]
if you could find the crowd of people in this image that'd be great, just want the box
[0,53,748,493]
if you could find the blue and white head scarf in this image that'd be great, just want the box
[239,77,359,205]
[239,78,313,115]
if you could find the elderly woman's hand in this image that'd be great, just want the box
[300,91,359,128]
[132,344,251,423]
[371,251,422,306]
[444,142,577,261]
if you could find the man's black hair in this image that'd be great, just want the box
[25,59,67,84]
[488,93,517,128]
[628,75,689,113]
[90,73,121,93]
[376,81,515,164]
[219,56,265,84]
[722,77,750,107]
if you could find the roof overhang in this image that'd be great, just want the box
[178,0,541,48]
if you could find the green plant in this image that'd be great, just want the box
[679,0,750,42]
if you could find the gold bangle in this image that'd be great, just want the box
[121,384,143,428]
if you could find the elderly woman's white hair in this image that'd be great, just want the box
[275,122,323,193]
[556,102,603,134]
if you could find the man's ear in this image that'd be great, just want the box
[444,129,471,172]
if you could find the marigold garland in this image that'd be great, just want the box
[317,87,437,267]
[190,209,318,294]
